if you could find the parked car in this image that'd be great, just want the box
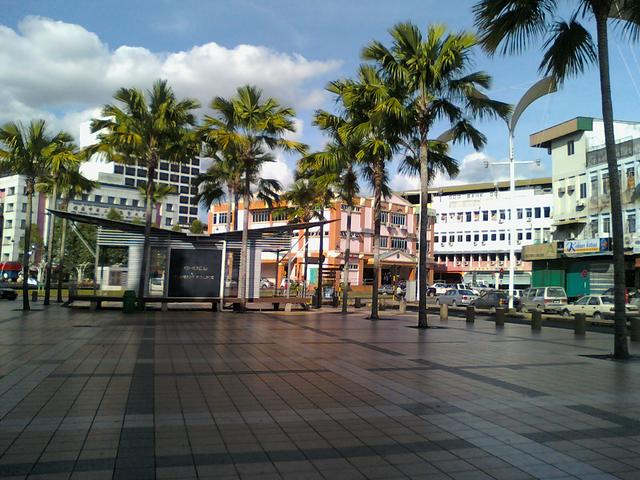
[0,288,17,300]
[521,286,568,313]
[471,290,521,313]
[426,286,437,297]
[260,277,274,289]
[436,289,478,307]
[562,295,638,321]
[379,284,394,295]
[431,283,450,295]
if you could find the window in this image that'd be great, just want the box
[108,196,115,204]
[94,195,102,203]
[482,211,489,221]
[482,233,488,242]
[391,237,407,250]
[380,212,389,223]
[391,212,406,225]
[567,140,575,155]
[21,203,27,213]
[8,187,15,195]
[189,207,198,215]
[171,174,179,183]
[159,172,169,181]
[517,232,523,241]
[517,208,523,219]
[465,212,471,222]
[591,176,599,196]
[165,203,173,212]
[499,210,506,220]
[179,216,188,224]
[5,219,12,228]
[473,234,479,242]
[579,183,587,199]
[132,200,139,207]
[602,172,609,195]
[499,232,506,241]
[165,218,172,226]
[525,208,532,218]
[602,215,610,234]
[464,234,470,242]
[627,212,636,234]
[457,234,463,242]
[379,236,388,248]
[626,166,636,190]
[5,203,13,212]
[20,219,25,228]
[349,263,359,270]
[119,198,127,206]
[181,165,190,174]
[252,210,270,222]
[218,212,228,225]
[125,178,135,186]
[590,217,598,237]
[434,235,439,243]
[543,206,551,218]
[114,164,124,174]
[534,207,541,218]
[160,161,169,170]
[526,231,532,240]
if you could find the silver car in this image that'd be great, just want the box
[522,286,568,313]
[436,289,478,307]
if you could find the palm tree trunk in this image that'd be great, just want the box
[56,216,67,303]
[22,180,34,311]
[226,187,233,232]
[234,193,240,230]
[342,206,352,313]
[303,230,310,296]
[596,14,629,358]
[43,182,58,305]
[370,158,383,320]
[418,139,430,328]
[238,172,250,308]
[137,165,156,304]
[316,221,324,308]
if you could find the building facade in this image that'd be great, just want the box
[208,193,420,293]
[525,117,640,296]
[79,122,202,228]
[0,175,46,262]
[426,179,553,287]
[67,172,180,228]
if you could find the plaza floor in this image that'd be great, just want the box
[1,303,640,480]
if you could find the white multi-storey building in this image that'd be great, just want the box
[429,178,553,287]
[67,172,180,228]
[0,175,45,262]
[79,121,202,228]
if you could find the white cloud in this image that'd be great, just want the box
[391,173,420,192]
[0,16,341,139]
[261,156,294,189]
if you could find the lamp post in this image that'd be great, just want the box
[490,77,557,309]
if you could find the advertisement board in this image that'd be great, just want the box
[168,248,222,297]
[563,238,611,256]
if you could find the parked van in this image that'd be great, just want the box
[522,286,568,313]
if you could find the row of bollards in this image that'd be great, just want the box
[436,304,640,340]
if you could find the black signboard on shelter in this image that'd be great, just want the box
[168,249,222,297]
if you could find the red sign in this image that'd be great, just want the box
[581,269,588,278]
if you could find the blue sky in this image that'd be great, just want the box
[3,0,640,190]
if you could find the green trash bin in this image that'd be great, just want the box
[122,290,137,313]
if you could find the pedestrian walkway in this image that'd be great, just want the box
[0,304,639,479]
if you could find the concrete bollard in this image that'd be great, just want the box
[531,310,542,331]
[574,313,586,336]
[630,317,640,342]
[440,303,448,321]
[355,297,362,308]
[399,298,407,314]
[332,295,339,308]
[466,306,475,323]
[495,308,505,327]
[31,290,38,302]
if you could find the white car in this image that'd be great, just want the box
[561,294,638,321]
[431,283,450,295]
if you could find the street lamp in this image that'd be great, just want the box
[493,77,557,309]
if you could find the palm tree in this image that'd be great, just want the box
[200,85,306,308]
[363,22,511,328]
[0,120,76,310]
[334,65,402,320]
[37,167,96,303]
[281,176,332,297]
[90,79,199,303]
[305,109,362,312]
[137,182,175,226]
[41,143,82,305]
[473,1,640,357]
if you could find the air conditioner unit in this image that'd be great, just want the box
[490,261,496,265]
[517,240,522,245]
[576,200,585,208]
[473,242,478,246]
[482,241,486,245]
[440,242,445,247]
[464,261,469,266]
[499,219,504,224]
[526,218,532,223]
[449,242,453,246]
[517,260,522,265]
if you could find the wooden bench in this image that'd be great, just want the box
[68,294,124,310]
[69,294,222,311]
[240,297,312,312]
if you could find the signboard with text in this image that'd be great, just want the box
[563,238,611,256]
[168,249,222,297]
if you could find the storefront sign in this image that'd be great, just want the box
[168,249,222,297]
[564,238,611,256]
[522,242,559,261]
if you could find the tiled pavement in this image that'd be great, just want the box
[1,304,640,479]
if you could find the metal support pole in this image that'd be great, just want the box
[508,131,516,310]
[275,250,280,298]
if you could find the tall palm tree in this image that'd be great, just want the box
[201,85,306,308]
[334,65,402,320]
[473,1,640,357]
[41,143,82,305]
[38,167,96,302]
[90,79,199,303]
[281,176,332,297]
[0,120,76,310]
[363,22,511,328]
[306,109,362,312]
[137,182,176,226]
